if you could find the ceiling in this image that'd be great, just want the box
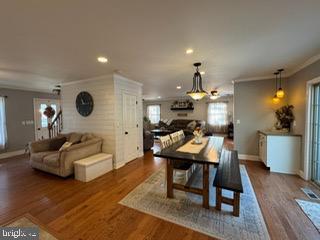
[0,1,320,98]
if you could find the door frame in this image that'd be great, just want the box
[304,76,320,180]
[122,91,139,163]
[33,98,60,140]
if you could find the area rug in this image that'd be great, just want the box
[3,214,58,240]
[120,165,270,240]
[296,199,320,232]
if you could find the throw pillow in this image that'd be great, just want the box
[167,119,173,126]
[68,133,83,144]
[59,142,73,151]
[187,120,197,130]
[49,137,66,151]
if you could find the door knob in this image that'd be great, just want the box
[125,132,128,135]
[37,128,41,130]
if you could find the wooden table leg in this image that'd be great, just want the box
[203,163,209,209]
[167,159,173,198]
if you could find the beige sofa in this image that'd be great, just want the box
[29,133,103,177]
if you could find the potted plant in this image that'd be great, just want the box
[275,105,294,132]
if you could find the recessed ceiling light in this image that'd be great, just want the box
[200,71,205,75]
[97,56,108,63]
[176,86,182,89]
[186,48,194,54]
[157,96,161,99]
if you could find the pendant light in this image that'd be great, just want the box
[187,62,208,100]
[272,71,280,104]
[276,68,285,98]
[210,90,220,100]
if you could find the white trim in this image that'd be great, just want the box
[238,154,260,161]
[0,84,53,93]
[289,53,320,76]
[303,76,320,181]
[0,149,25,159]
[60,74,113,86]
[114,73,143,87]
[298,170,306,180]
[61,73,143,87]
[234,75,275,83]
[234,52,320,83]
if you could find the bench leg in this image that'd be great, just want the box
[216,187,222,211]
[233,192,240,217]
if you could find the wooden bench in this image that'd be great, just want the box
[213,149,243,216]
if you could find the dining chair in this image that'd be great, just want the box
[177,130,185,140]
[159,134,193,184]
[170,132,180,143]
[159,135,172,149]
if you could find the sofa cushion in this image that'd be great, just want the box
[69,133,83,144]
[30,151,57,163]
[49,137,66,151]
[80,133,95,142]
[43,152,60,167]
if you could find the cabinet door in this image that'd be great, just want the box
[259,134,267,166]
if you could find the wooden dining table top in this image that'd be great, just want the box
[153,135,223,165]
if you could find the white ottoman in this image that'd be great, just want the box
[74,153,113,182]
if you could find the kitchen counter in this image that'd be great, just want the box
[258,130,302,137]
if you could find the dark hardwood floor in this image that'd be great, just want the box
[0,145,319,239]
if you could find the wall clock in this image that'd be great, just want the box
[76,91,94,117]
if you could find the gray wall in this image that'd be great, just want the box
[234,58,320,172]
[288,59,320,171]
[0,88,59,153]
[143,96,234,123]
[234,78,288,156]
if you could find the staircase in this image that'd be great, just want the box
[48,110,63,138]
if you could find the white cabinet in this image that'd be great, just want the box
[258,131,301,174]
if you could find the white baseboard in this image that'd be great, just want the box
[298,170,307,180]
[238,154,260,161]
[0,149,25,160]
[114,161,125,169]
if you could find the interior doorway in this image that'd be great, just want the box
[33,98,60,140]
[122,93,138,163]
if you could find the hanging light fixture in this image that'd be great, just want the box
[187,62,208,100]
[210,90,220,100]
[272,71,280,104]
[276,68,285,98]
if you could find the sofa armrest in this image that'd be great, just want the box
[59,138,103,172]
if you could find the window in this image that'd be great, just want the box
[0,97,7,149]
[40,104,57,128]
[208,102,228,126]
[147,105,161,124]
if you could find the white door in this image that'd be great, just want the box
[34,98,61,140]
[123,93,138,163]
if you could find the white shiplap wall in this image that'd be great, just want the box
[114,74,143,169]
[61,75,116,156]
[61,74,143,169]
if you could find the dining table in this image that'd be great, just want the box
[153,135,224,209]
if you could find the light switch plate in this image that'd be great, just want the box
[236,119,240,124]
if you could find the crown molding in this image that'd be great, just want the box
[288,53,320,76]
[234,52,320,83]
[61,72,143,87]
[60,74,113,86]
[114,73,143,86]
